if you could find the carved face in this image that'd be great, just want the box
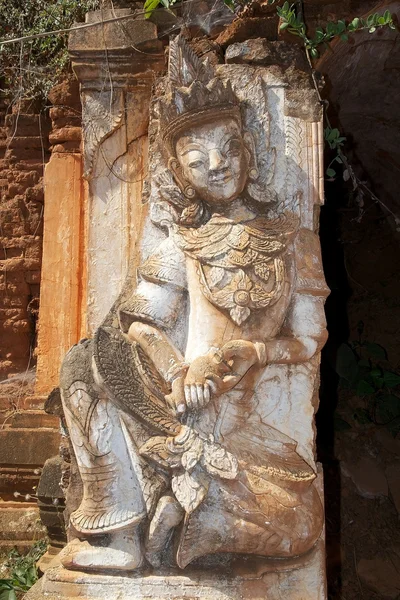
[175,118,250,206]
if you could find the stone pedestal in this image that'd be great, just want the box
[26,544,326,600]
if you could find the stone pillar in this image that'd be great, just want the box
[68,9,165,335]
[35,11,164,392]
[35,78,85,394]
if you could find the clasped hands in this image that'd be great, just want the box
[165,340,265,415]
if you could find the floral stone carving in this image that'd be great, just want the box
[48,36,328,597]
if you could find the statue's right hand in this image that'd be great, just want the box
[165,376,187,416]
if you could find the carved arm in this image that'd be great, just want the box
[127,321,186,382]
[263,293,328,365]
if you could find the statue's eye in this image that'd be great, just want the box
[188,160,204,169]
[226,140,242,157]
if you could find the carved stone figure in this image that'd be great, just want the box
[58,36,328,574]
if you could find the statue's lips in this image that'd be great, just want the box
[209,172,232,185]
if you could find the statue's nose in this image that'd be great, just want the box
[209,149,226,172]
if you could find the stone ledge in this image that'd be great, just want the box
[24,538,326,600]
[0,428,60,464]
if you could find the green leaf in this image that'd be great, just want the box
[326,21,335,36]
[336,343,359,383]
[365,342,387,360]
[0,581,13,590]
[143,0,161,17]
[370,368,382,379]
[336,20,346,33]
[383,371,400,388]
[310,47,319,58]
[384,10,392,22]
[367,14,375,26]
[325,127,340,141]
[340,34,349,41]
[334,415,352,431]
[358,358,370,367]
[376,394,400,424]
[0,590,17,600]
[352,17,361,29]
[353,407,372,424]
[356,379,375,395]
[386,415,400,436]
[314,26,325,42]
[326,167,336,177]
[369,26,376,33]
[280,21,290,30]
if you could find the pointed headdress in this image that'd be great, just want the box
[159,36,241,156]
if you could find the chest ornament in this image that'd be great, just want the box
[175,213,298,326]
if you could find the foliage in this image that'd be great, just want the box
[276,3,395,59]
[0,0,100,102]
[335,332,400,436]
[144,0,178,18]
[324,127,346,178]
[0,540,47,599]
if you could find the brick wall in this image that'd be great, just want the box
[0,98,50,379]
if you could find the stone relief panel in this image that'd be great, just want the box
[56,35,329,584]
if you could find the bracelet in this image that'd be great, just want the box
[254,342,267,367]
[166,361,189,383]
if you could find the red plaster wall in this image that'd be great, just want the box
[0,98,51,379]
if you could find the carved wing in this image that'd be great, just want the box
[230,423,316,492]
[93,327,181,436]
[132,342,171,400]
[169,35,214,88]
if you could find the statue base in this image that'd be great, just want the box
[24,538,326,600]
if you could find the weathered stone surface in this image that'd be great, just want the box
[27,538,326,600]
[386,463,400,515]
[48,127,82,144]
[35,152,85,394]
[316,1,400,220]
[357,553,400,599]
[216,16,279,47]
[341,457,389,499]
[376,428,400,455]
[0,506,45,541]
[0,429,60,464]
[226,39,309,71]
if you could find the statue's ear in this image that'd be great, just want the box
[243,131,259,181]
[168,157,196,199]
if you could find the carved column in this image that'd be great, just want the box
[35,11,165,393]
[68,9,165,334]
[35,77,85,394]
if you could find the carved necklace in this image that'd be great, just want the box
[174,212,299,326]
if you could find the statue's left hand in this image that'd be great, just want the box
[184,341,265,411]
[183,352,231,411]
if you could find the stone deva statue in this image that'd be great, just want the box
[59,36,328,573]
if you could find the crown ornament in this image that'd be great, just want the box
[159,36,241,156]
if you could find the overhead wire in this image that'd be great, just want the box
[0,0,232,48]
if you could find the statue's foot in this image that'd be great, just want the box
[146,494,184,567]
[59,528,143,572]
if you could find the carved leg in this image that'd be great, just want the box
[59,340,146,571]
[59,529,143,572]
[145,494,184,567]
